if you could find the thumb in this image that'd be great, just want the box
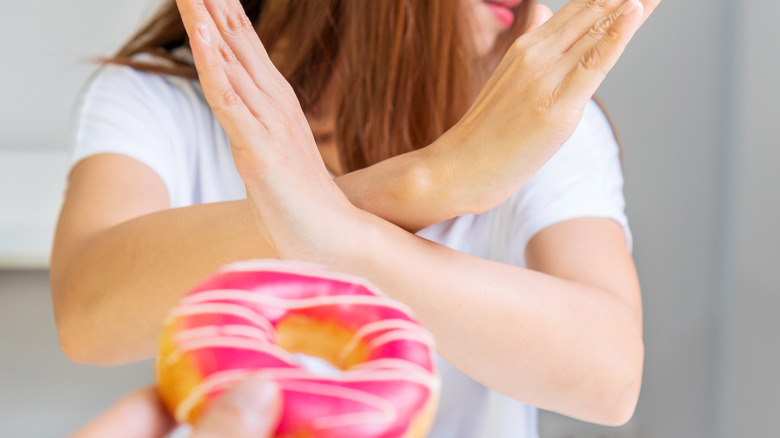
[526,4,554,32]
[191,377,282,438]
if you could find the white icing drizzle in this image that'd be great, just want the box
[337,319,434,365]
[367,331,435,350]
[163,335,296,368]
[167,261,439,434]
[181,289,415,316]
[352,358,436,376]
[219,259,392,300]
[244,366,437,388]
[174,324,273,344]
[171,303,277,340]
[175,369,255,422]
[176,367,439,429]
[281,379,396,425]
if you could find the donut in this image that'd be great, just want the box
[156,259,440,437]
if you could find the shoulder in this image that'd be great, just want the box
[506,99,631,257]
[72,47,215,163]
[70,48,222,207]
[81,48,203,112]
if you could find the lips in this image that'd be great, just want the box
[485,0,524,28]
[486,0,524,7]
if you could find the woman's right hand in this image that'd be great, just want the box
[427,0,660,215]
[69,377,281,438]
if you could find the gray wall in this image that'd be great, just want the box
[720,0,780,436]
[0,0,155,151]
[539,0,780,436]
[539,0,725,435]
[1,0,778,437]
[0,271,153,437]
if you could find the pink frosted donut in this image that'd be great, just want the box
[157,259,440,437]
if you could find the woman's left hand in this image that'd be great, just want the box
[174,0,368,264]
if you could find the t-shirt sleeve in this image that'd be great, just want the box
[508,99,633,264]
[67,61,183,202]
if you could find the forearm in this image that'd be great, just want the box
[327,214,644,425]
[335,146,461,233]
[53,200,274,365]
[53,149,454,365]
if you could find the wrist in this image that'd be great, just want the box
[395,146,474,228]
[321,206,386,275]
[421,132,475,217]
[336,147,461,232]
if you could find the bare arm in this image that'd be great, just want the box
[53,154,642,425]
[166,0,656,425]
[325,210,642,426]
[54,0,656,426]
[50,147,442,365]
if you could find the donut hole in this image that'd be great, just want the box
[276,314,370,372]
[289,353,341,377]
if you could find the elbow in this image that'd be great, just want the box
[50,263,88,364]
[56,313,125,366]
[57,323,95,365]
[53,283,153,366]
[53,300,101,365]
[51,279,115,366]
[598,384,641,427]
[57,320,141,367]
[55,322,98,366]
[50,245,131,366]
[593,340,644,427]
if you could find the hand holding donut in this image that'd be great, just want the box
[155,260,439,437]
[69,379,280,438]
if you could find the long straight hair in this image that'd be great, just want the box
[101,0,534,172]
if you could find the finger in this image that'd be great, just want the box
[558,0,644,108]
[181,12,269,153]
[197,9,278,124]
[68,387,175,438]
[531,0,593,37]
[202,0,290,102]
[175,1,269,118]
[533,0,660,40]
[191,377,282,438]
[525,4,554,33]
[635,0,661,27]
[547,0,626,53]
[175,0,212,41]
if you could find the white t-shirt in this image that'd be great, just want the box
[68,49,631,438]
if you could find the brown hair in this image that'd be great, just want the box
[102,0,534,172]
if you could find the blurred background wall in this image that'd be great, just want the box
[1,0,777,437]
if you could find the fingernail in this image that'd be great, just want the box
[622,0,641,16]
[196,23,210,44]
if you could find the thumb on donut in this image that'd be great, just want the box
[191,376,282,438]
[526,3,554,32]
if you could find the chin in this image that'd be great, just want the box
[469,2,509,57]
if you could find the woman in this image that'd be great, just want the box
[52,0,659,436]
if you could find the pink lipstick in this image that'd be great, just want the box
[485,0,523,28]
